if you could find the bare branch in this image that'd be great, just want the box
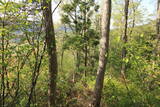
[52,0,62,14]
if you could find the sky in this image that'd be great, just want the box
[141,0,156,15]
[3,0,156,23]
[53,0,156,23]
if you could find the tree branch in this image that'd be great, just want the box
[52,0,62,14]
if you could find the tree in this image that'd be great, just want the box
[121,0,129,76]
[61,0,99,76]
[92,0,112,106]
[42,0,58,106]
[120,0,135,103]
[156,0,160,56]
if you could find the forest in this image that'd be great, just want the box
[0,0,160,107]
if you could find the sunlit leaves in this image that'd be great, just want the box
[28,0,32,3]
[61,15,70,24]
[62,4,74,13]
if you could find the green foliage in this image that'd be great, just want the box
[0,0,159,107]
[102,75,160,107]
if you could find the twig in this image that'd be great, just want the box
[52,0,62,14]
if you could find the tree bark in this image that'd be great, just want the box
[121,0,134,104]
[1,15,5,107]
[92,0,112,106]
[1,3,8,106]
[121,0,129,75]
[156,0,160,55]
[84,45,88,76]
[42,0,58,107]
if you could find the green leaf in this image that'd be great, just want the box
[28,0,32,3]
[35,10,39,14]
[140,34,144,37]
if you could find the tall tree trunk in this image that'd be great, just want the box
[42,0,58,107]
[121,0,134,104]
[121,0,129,76]
[84,45,88,77]
[156,0,160,55]
[1,3,8,106]
[1,16,5,107]
[83,3,88,77]
[92,0,112,106]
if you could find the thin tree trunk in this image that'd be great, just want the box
[1,3,8,106]
[26,16,45,107]
[83,2,88,77]
[121,0,134,104]
[61,50,64,71]
[42,0,58,107]
[1,18,5,107]
[156,0,160,55]
[26,43,46,107]
[76,52,80,71]
[129,0,136,36]
[84,45,88,77]
[92,0,112,106]
[152,0,160,69]
[121,0,129,74]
